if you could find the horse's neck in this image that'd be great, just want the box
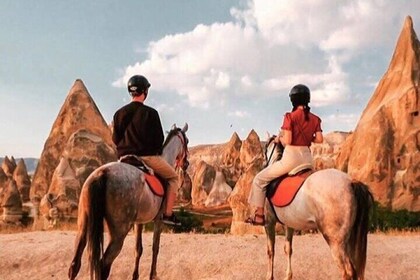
[162,138,180,168]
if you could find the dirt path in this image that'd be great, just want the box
[0,231,418,280]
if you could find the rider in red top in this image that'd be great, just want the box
[246,84,323,226]
[281,106,322,146]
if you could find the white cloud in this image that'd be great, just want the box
[228,110,250,118]
[114,0,420,111]
[323,113,360,132]
[155,103,176,113]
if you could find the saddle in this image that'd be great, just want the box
[267,167,313,207]
[119,155,166,197]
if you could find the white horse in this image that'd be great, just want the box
[68,123,189,280]
[263,135,373,280]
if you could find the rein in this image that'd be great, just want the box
[265,143,277,168]
[265,136,279,168]
[175,132,189,170]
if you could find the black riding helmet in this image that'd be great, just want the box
[127,75,151,95]
[289,84,310,106]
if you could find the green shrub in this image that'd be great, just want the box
[370,202,420,231]
[172,207,204,233]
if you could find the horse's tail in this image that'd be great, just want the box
[86,169,108,280]
[349,181,374,279]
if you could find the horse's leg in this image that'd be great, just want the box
[101,225,131,280]
[68,212,88,280]
[283,227,294,280]
[132,224,144,280]
[324,235,355,280]
[150,217,163,280]
[264,203,277,280]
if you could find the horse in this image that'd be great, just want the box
[68,123,189,280]
[262,135,373,280]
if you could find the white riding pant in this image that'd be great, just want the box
[248,145,313,208]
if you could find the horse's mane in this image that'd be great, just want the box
[162,127,188,151]
[162,128,180,148]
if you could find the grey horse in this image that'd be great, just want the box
[68,123,189,280]
[263,135,373,280]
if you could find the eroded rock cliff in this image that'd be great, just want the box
[336,16,420,211]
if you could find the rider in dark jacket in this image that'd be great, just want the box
[113,75,181,226]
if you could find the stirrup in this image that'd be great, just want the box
[162,213,182,226]
[245,213,265,226]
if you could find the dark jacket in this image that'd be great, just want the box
[112,101,164,158]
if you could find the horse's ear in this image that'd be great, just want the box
[265,131,272,141]
[181,123,188,133]
[171,124,177,130]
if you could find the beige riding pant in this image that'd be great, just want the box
[141,156,180,194]
[248,145,313,208]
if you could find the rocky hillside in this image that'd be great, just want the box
[188,131,350,176]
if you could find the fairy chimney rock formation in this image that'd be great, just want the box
[0,168,8,210]
[39,157,80,222]
[30,79,117,204]
[239,130,264,171]
[2,156,16,177]
[48,157,80,201]
[312,132,350,170]
[1,179,23,224]
[227,130,265,234]
[13,159,31,202]
[204,170,232,207]
[220,132,242,187]
[191,161,216,206]
[177,172,192,202]
[336,16,420,211]
[0,168,7,185]
[228,162,264,235]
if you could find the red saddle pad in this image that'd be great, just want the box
[144,173,165,197]
[270,170,313,207]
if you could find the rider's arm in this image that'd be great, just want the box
[313,131,323,143]
[278,113,292,146]
[312,116,323,144]
[281,129,292,146]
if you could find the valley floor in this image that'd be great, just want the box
[0,231,419,280]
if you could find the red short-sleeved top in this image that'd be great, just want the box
[281,109,322,146]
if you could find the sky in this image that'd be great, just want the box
[1,0,419,158]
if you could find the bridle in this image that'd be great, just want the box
[163,127,189,172]
[264,135,283,167]
[174,129,189,171]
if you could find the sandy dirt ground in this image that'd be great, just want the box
[0,231,419,280]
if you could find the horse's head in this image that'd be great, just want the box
[162,123,189,172]
[264,133,284,166]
